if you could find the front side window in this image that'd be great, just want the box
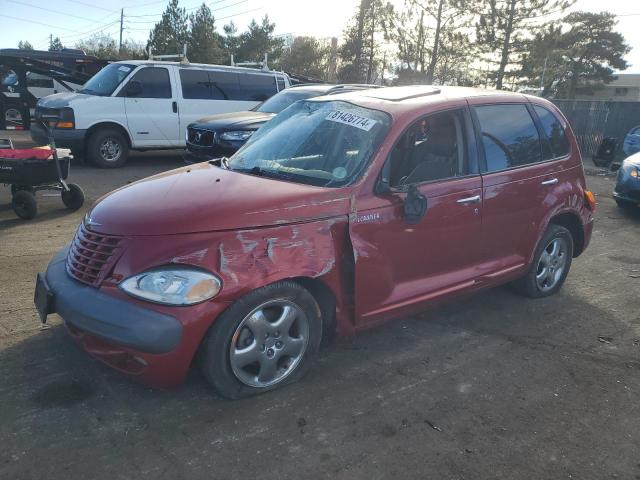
[533,105,570,159]
[125,67,171,98]
[228,100,391,187]
[474,104,542,172]
[79,63,134,96]
[389,109,468,187]
[26,72,54,88]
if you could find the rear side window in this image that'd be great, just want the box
[180,69,277,101]
[474,104,542,172]
[276,76,285,91]
[238,74,277,101]
[533,105,570,158]
[127,67,171,98]
[209,71,241,100]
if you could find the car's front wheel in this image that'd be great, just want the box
[513,224,573,298]
[199,281,322,399]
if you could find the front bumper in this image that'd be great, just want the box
[30,122,86,150]
[43,247,183,354]
[613,167,640,204]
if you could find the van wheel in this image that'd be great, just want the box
[87,128,128,168]
[12,190,37,220]
[512,225,573,298]
[199,281,322,399]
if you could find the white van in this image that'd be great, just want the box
[31,60,291,167]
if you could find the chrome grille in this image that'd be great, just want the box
[66,223,123,286]
[187,127,215,146]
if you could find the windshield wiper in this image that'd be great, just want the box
[234,165,294,181]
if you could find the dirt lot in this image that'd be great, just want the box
[1,131,639,480]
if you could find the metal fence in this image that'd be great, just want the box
[552,100,640,158]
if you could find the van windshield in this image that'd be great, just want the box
[78,63,134,96]
[228,100,391,188]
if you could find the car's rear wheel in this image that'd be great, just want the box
[87,128,129,168]
[513,224,573,298]
[199,281,322,399]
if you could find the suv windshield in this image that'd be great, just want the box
[256,88,329,114]
[78,63,134,96]
[229,100,391,187]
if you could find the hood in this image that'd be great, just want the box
[190,111,275,131]
[87,162,351,236]
[623,151,640,167]
[37,92,91,108]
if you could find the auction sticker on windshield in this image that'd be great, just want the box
[326,110,378,131]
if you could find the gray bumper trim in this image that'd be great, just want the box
[45,247,183,354]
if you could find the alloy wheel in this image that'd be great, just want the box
[535,237,568,292]
[229,299,309,388]
[99,137,122,162]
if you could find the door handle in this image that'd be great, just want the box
[172,101,178,113]
[456,195,481,205]
[541,178,558,185]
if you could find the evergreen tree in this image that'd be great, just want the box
[475,0,574,90]
[48,36,64,51]
[188,3,225,64]
[147,0,189,57]
[235,15,285,66]
[520,11,630,98]
[17,41,34,50]
[280,36,329,79]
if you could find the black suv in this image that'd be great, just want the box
[186,84,378,159]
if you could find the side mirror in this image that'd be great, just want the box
[403,184,427,224]
[126,80,143,97]
[375,160,392,195]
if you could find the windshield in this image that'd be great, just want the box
[229,100,391,187]
[78,63,134,96]
[1,72,17,86]
[256,88,328,114]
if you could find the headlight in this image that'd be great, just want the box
[119,267,221,305]
[220,130,253,142]
[630,167,639,178]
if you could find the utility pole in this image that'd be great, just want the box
[119,8,124,56]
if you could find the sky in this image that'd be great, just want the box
[0,0,638,72]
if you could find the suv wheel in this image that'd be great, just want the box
[199,281,322,399]
[513,224,573,298]
[87,128,129,168]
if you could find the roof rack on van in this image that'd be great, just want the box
[230,53,271,72]
[148,45,189,65]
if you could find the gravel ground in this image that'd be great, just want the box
[1,131,639,480]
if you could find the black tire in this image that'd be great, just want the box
[10,184,34,196]
[12,190,37,220]
[512,224,574,298]
[199,281,323,399]
[615,198,637,210]
[61,183,85,211]
[87,128,129,168]
[70,148,85,160]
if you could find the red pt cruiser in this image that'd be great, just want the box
[35,86,595,398]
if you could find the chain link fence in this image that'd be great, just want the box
[552,100,640,158]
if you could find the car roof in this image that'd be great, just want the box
[313,85,534,117]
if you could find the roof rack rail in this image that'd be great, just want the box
[148,44,189,65]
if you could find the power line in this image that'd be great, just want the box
[6,0,112,23]
[61,0,119,13]
[1,13,78,32]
